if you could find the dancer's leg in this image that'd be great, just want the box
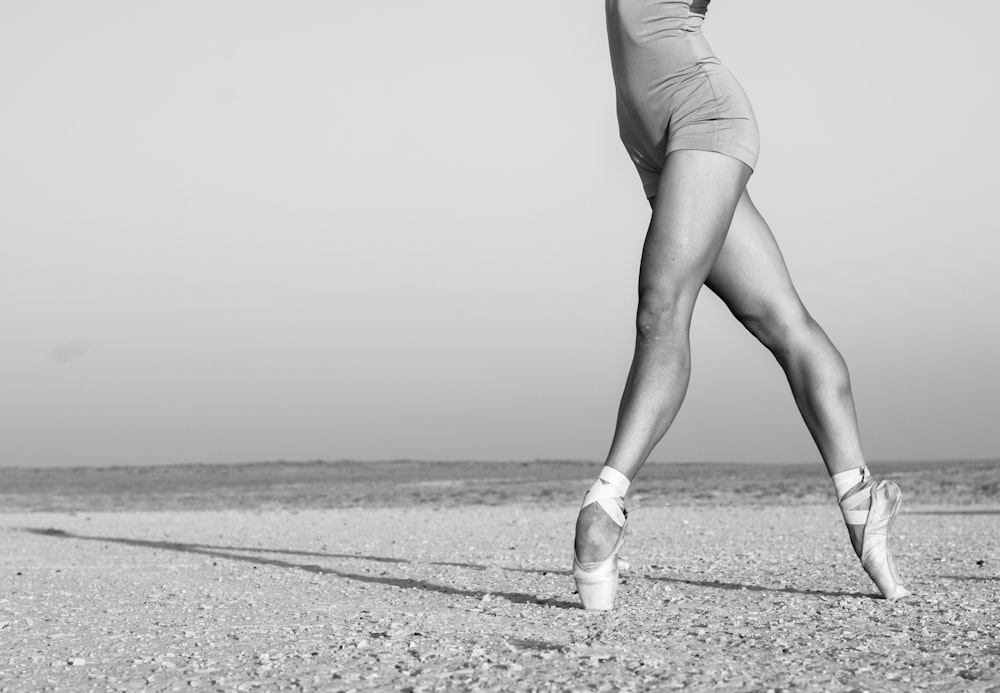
[575,150,751,564]
[705,189,907,598]
[704,189,865,477]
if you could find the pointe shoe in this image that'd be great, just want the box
[838,471,909,601]
[860,480,909,601]
[573,516,629,610]
[573,467,630,610]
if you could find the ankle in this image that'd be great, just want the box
[831,465,871,502]
[580,466,630,526]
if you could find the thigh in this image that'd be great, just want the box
[642,149,752,305]
[705,188,806,326]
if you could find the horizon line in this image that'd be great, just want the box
[1,457,997,473]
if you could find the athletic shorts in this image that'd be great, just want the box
[607,0,760,197]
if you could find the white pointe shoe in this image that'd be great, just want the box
[572,467,630,610]
[573,517,629,610]
[838,471,909,601]
[860,480,910,601]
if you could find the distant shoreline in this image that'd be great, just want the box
[2,457,996,473]
[1,458,996,514]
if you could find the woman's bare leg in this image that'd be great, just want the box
[706,190,865,471]
[708,193,907,599]
[575,149,751,563]
[704,189,869,554]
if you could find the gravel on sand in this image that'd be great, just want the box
[1,460,997,691]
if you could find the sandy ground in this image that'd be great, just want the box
[1,502,998,692]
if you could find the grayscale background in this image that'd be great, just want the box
[2,1,998,467]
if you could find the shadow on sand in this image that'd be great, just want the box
[21,528,579,609]
[648,575,871,600]
[22,528,885,605]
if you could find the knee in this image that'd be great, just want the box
[635,288,693,340]
[737,302,814,358]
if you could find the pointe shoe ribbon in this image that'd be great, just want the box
[573,467,630,610]
[581,469,628,527]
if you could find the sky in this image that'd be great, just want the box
[2,1,998,468]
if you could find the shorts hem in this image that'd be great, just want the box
[641,144,758,198]
[666,141,757,170]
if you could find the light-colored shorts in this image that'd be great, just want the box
[607,0,760,197]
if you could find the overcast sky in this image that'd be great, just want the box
[2,1,998,468]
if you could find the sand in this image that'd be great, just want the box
[1,461,998,691]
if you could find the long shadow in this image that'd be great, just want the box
[648,575,871,599]
[24,528,878,603]
[229,549,556,576]
[934,575,999,582]
[71,539,557,576]
[35,529,556,575]
[22,528,578,609]
[904,510,1000,516]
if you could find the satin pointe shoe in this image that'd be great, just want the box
[572,467,630,610]
[573,518,629,610]
[839,472,909,601]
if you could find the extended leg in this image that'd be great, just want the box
[705,189,907,600]
[573,150,751,587]
[705,189,864,474]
